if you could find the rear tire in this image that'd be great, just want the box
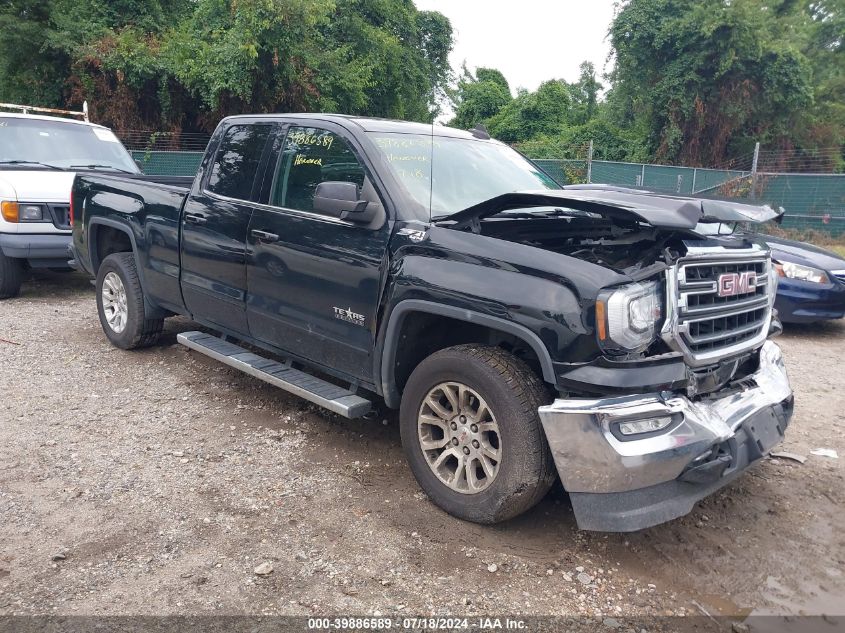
[96,253,163,349]
[0,252,24,299]
[399,344,556,524]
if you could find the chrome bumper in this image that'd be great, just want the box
[539,341,792,504]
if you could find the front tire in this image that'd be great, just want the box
[399,345,556,524]
[96,253,163,349]
[0,252,24,299]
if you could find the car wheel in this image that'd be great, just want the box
[400,344,556,524]
[96,253,163,349]
[0,252,24,299]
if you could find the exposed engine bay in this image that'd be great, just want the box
[467,213,773,398]
[468,214,740,275]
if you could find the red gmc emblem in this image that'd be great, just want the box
[717,271,757,297]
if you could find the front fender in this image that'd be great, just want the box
[375,242,620,407]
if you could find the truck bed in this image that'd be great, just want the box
[133,174,195,189]
[71,172,192,316]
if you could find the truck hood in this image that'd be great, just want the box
[0,170,76,202]
[439,189,784,230]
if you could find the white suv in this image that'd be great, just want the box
[0,103,140,298]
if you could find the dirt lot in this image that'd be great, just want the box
[1,271,844,622]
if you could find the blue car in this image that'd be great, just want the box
[697,227,845,323]
[761,234,845,324]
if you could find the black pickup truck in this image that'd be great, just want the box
[70,114,794,531]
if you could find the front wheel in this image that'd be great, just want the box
[96,253,163,349]
[399,345,556,524]
[0,252,24,299]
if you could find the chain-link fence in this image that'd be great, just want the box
[531,144,845,236]
[121,130,209,178]
[118,129,845,236]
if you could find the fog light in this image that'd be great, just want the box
[19,204,44,221]
[616,416,674,437]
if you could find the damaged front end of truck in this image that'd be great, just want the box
[431,187,793,531]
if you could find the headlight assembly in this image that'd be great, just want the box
[19,204,45,221]
[774,260,829,284]
[0,201,45,222]
[596,280,663,353]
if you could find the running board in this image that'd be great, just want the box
[177,331,372,418]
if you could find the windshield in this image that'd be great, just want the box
[0,117,139,172]
[367,132,558,220]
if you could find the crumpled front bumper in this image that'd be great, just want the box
[539,341,793,532]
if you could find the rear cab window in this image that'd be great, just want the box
[269,126,365,213]
[206,124,274,201]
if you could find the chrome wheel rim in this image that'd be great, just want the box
[101,272,128,334]
[417,382,501,494]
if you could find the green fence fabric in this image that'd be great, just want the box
[533,159,586,185]
[131,150,203,177]
[755,173,845,234]
[693,168,749,193]
[535,158,845,235]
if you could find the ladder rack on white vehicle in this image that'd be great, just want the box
[0,101,89,122]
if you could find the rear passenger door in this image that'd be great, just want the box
[245,123,391,383]
[180,123,274,334]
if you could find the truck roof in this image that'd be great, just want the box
[223,113,480,140]
[0,111,110,130]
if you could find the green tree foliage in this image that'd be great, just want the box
[516,118,648,162]
[487,80,573,142]
[608,0,819,165]
[0,0,453,133]
[0,0,68,107]
[3,0,842,167]
[790,0,845,166]
[449,65,512,130]
[447,63,645,160]
[475,68,510,93]
[570,62,602,125]
[447,2,843,167]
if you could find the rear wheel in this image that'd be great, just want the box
[96,253,163,349]
[400,344,556,524]
[0,252,24,299]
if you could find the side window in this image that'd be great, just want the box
[207,124,272,200]
[270,126,365,212]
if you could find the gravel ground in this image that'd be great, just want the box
[1,271,844,621]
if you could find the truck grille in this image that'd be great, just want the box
[47,204,72,230]
[663,246,773,367]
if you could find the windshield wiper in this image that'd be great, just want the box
[70,164,135,174]
[0,160,64,170]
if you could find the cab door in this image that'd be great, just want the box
[245,123,391,382]
[180,123,274,334]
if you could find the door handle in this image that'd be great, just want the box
[251,229,279,242]
[184,213,207,225]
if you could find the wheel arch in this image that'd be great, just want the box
[378,299,556,408]
[89,217,138,274]
[89,218,167,319]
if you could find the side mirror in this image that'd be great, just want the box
[134,159,146,174]
[313,181,371,221]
